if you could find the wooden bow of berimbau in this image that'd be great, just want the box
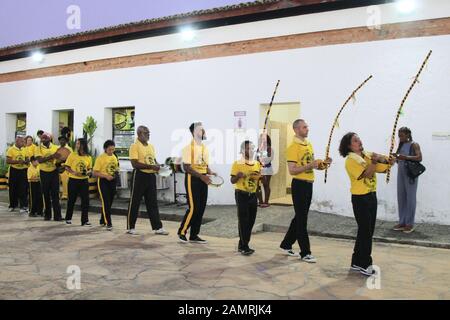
[385,50,432,183]
[324,75,373,183]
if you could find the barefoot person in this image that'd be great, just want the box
[231,140,261,255]
[93,140,119,231]
[392,127,422,234]
[279,119,331,262]
[178,122,216,244]
[257,134,274,208]
[339,132,394,276]
[126,126,168,236]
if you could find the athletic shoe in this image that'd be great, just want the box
[279,247,299,257]
[8,207,15,212]
[99,221,106,227]
[155,228,169,235]
[54,218,63,222]
[301,254,317,263]
[240,248,253,256]
[29,213,37,217]
[20,208,28,214]
[189,236,208,244]
[106,226,113,231]
[393,224,405,231]
[65,220,72,225]
[350,264,376,276]
[178,234,188,243]
[44,217,51,221]
[403,225,415,234]
[82,222,92,227]
[127,229,138,235]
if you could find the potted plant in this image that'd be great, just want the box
[0,155,9,190]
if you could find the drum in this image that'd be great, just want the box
[158,165,172,178]
[54,147,71,162]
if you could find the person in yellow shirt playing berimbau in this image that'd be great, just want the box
[339,132,395,276]
[28,156,43,217]
[230,140,261,256]
[279,119,332,263]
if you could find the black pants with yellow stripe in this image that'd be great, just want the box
[178,174,208,238]
[29,181,43,215]
[65,178,89,224]
[127,170,163,230]
[98,178,116,227]
[235,190,258,251]
[8,167,28,209]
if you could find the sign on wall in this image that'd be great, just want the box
[16,114,26,137]
[113,107,135,158]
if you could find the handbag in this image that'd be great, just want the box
[405,142,425,180]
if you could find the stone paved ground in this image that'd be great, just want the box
[1,204,449,300]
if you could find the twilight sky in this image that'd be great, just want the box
[0,0,247,48]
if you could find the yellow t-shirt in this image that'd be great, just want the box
[345,152,391,195]
[286,137,315,182]
[93,153,119,176]
[35,143,59,172]
[129,139,157,174]
[28,165,40,182]
[64,152,92,180]
[25,144,36,159]
[6,145,28,169]
[182,140,209,174]
[230,160,261,193]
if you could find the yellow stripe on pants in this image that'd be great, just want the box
[181,174,195,235]
[98,179,108,225]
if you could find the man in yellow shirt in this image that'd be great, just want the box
[280,119,332,263]
[6,136,29,213]
[339,132,394,276]
[230,140,261,255]
[28,156,43,217]
[127,126,168,236]
[178,122,216,244]
[35,133,62,221]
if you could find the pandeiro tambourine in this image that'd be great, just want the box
[208,175,224,187]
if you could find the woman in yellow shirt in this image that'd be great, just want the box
[230,140,261,255]
[64,138,92,226]
[93,140,119,231]
[339,132,394,276]
[28,156,43,217]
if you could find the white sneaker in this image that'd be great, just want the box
[127,229,138,235]
[301,254,317,263]
[8,208,15,212]
[155,228,169,235]
[279,247,299,257]
[20,208,29,214]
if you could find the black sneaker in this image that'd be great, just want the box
[106,225,113,231]
[44,217,51,221]
[29,213,37,217]
[189,236,208,244]
[82,222,92,227]
[65,220,72,225]
[178,234,188,243]
[54,217,63,222]
[240,248,253,256]
[99,220,106,227]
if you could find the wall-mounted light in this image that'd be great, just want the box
[180,27,196,42]
[31,51,45,63]
[396,0,417,14]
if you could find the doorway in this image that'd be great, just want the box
[259,102,300,205]
[52,109,74,143]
